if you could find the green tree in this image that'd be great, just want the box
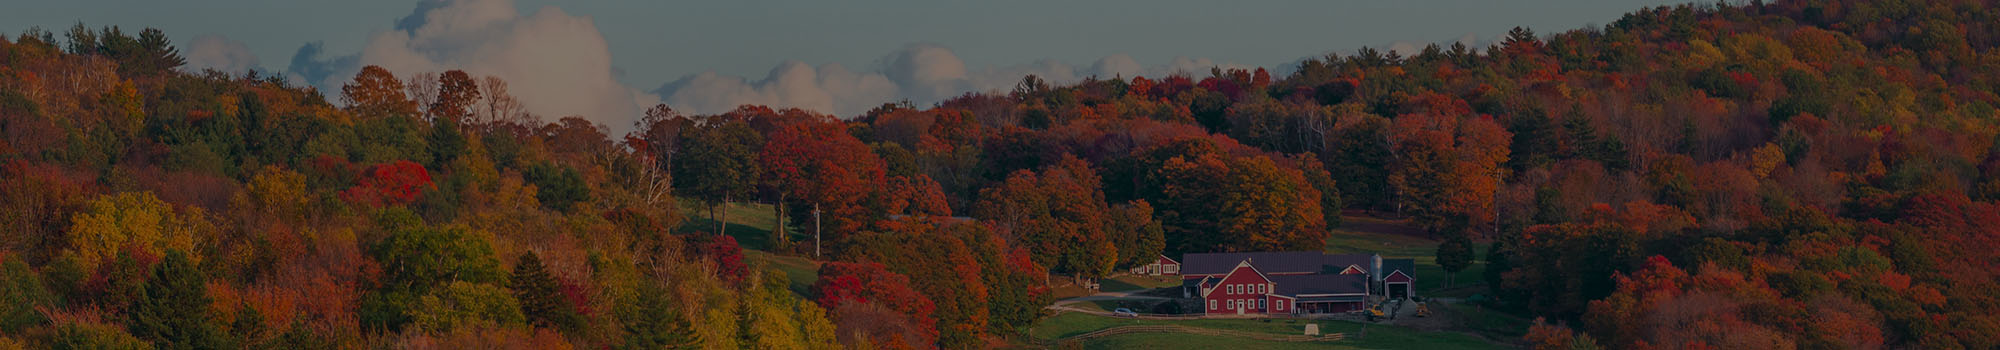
[362,221,503,331]
[673,119,762,236]
[1329,116,1394,210]
[1436,234,1475,289]
[523,162,590,212]
[509,252,580,332]
[619,282,699,350]
[1109,201,1165,269]
[411,281,525,333]
[0,255,56,333]
[53,320,153,350]
[127,250,231,350]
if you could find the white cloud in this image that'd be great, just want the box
[183,34,260,74]
[656,44,1249,117]
[288,0,656,134]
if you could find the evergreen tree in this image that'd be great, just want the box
[1508,110,1559,171]
[0,255,56,333]
[127,250,231,350]
[229,302,268,349]
[509,252,580,332]
[1561,113,1629,170]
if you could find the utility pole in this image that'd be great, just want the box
[813,203,822,258]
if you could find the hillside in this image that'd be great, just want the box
[4,0,2000,349]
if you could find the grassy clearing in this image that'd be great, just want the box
[1030,313,1506,350]
[1439,302,1532,338]
[1322,215,1489,295]
[676,200,786,250]
[676,201,819,296]
[1101,275,1180,292]
[746,250,819,296]
[1076,333,1348,350]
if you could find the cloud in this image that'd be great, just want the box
[656,44,1249,117]
[182,34,260,74]
[288,0,656,133]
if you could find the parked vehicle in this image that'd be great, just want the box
[1112,308,1138,318]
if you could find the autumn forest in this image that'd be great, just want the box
[5,0,2000,349]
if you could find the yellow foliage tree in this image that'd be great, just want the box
[64,192,212,271]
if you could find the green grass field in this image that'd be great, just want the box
[674,201,821,296]
[1019,214,1527,349]
[1101,274,1181,292]
[676,200,788,250]
[1030,313,1506,350]
[1322,215,1489,296]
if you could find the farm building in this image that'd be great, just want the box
[1129,254,1181,276]
[1178,251,1416,315]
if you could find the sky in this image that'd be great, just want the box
[6,0,1689,132]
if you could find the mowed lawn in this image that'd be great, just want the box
[675,201,820,296]
[1323,215,1488,296]
[1030,313,1505,350]
[1019,214,1528,349]
[676,200,788,250]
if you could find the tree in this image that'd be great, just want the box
[362,221,504,331]
[811,261,938,347]
[974,155,1114,280]
[127,250,230,350]
[840,220,996,348]
[475,75,527,126]
[522,162,589,212]
[1108,201,1165,269]
[760,121,886,257]
[674,118,762,236]
[429,70,481,123]
[0,255,56,333]
[630,104,691,205]
[339,160,434,208]
[1125,141,1327,255]
[63,192,211,272]
[1388,98,1511,237]
[52,319,153,350]
[620,282,699,350]
[1436,234,1474,288]
[510,252,580,332]
[411,281,526,333]
[697,234,749,286]
[341,66,418,119]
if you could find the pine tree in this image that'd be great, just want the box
[508,252,580,332]
[620,283,700,350]
[230,302,267,348]
[1508,110,1558,171]
[0,255,56,333]
[127,250,231,350]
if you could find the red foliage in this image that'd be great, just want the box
[338,160,433,207]
[759,121,888,237]
[557,276,593,317]
[697,234,748,286]
[1128,76,1156,99]
[811,261,939,345]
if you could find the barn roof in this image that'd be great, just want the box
[1270,273,1370,296]
[1380,258,1416,281]
[1178,251,1373,276]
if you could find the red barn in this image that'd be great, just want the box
[1179,251,1416,315]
